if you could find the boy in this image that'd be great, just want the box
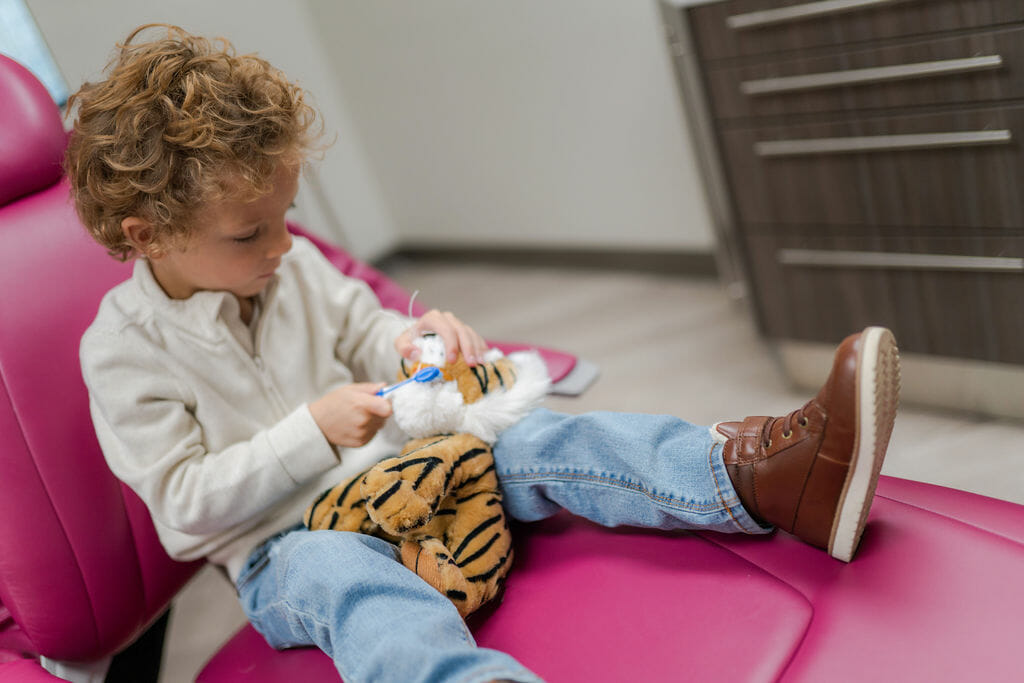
[70,24,899,683]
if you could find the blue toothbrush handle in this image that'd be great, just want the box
[376,377,414,397]
[376,366,442,397]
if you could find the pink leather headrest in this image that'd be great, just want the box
[0,54,66,207]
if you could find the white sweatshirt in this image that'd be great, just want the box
[80,236,411,581]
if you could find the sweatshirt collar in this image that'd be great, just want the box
[131,258,277,341]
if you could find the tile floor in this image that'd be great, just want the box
[159,260,1024,682]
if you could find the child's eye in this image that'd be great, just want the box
[234,229,260,243]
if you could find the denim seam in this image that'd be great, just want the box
[708,442,757,534]
[500,470,723,514]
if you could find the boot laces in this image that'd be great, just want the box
[761,405,810,448]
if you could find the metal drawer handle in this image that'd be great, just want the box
[742,56,1003,96]
[755,130,1012,157]
[778,249,1024,272]
[728,0,909,30]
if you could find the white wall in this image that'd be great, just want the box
[26,0,716,257]
[306,0,715,252]
[25,0,399,260]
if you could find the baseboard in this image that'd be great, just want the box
[776,340,1024,421]
[377,244,718,277]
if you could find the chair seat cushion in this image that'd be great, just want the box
[198,476,1024,682]
[697,476,1024,682]
[196,627,336,682]
[198,518,815,681]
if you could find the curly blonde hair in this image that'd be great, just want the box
[65,24,322,260]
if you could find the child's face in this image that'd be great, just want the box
[149,162,300,302]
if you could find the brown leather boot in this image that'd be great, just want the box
[714,327,900,562]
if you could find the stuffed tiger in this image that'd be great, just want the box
[304,335,550,617]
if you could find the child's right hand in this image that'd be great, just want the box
[309,383,393,448]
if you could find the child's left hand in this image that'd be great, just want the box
[395,309,488,366]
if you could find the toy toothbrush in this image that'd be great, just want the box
[376,366,441,397]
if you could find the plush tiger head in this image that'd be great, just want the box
[390,335,550,443]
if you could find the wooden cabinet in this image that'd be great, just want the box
[663,0,1024,367]
[721,106,1024,230]
[686,0,1024,61]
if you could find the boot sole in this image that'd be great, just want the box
[828,327,900,562]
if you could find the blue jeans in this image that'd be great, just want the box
[235,409,768,683]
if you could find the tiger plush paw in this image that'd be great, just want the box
[358,467,435,536]
[361,432,486,536]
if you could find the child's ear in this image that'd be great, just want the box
[121,217,163,258]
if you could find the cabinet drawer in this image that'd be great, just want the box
[721,104,1024,228]
[741,227,1024,362]
[689,0,1024,62]
[706,25,1024,120]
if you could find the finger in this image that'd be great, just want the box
[431,312,459,363]
[468,329,489,363]
[395,334,418,360]
[394,329,411,354]
[365,396,393,418]
[456,326,483,365]
[350,382,387,395]
[412,309,443,336]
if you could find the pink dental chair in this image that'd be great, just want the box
[2,52,1024,682]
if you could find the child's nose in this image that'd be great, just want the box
[269,225,292,258]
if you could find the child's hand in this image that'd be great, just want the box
[395,309,488,366]
[309,383,393,448]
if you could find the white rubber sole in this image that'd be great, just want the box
[828,327,901,562]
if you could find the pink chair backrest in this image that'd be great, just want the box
[0,54,202,663]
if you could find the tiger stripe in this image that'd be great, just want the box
[336,467,372,505]
[453,514,502,560]
[467,551,511,583]
[305,465,374,528]
[470,364,490,395]
[458,464,497,490]
[456,532,501,567]
[455,490,497,505]
[370,481,403,510]
[453,447,488,467]
[383,455,444,490]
